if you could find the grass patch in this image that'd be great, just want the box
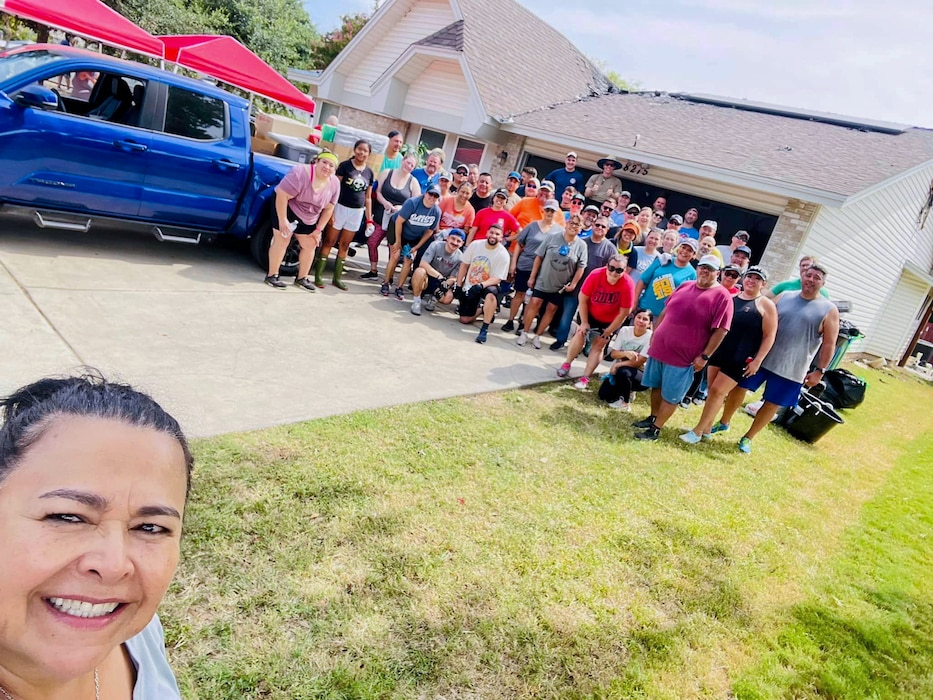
[161,366,933,698]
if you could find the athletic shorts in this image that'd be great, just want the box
[713,358,751,384]
[459,284,501,318]
[332,203,365,231]
[514,268,533,293]
[738,367,803,408]
[641,358,695,405]
[272,206,318,235]
[532,289,563,307]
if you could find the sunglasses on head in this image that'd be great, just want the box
[607,265,625,273]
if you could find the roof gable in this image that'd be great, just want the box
[455,0,610,118]
[415,19,464,51]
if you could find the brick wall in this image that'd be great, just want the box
[486,133,527,186]
[759,199,820,281]
[337,106,409,145]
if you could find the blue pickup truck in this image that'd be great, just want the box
[0,44,299,273]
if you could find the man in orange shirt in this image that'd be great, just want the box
[510,178,552,228]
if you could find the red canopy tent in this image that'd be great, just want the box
[0,0,163,57]
[160,34,315,114]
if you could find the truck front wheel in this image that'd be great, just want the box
[250,219,300,278]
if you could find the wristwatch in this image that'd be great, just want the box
[815,367,826,373]
[700,354,711,361]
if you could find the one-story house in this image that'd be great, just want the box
[290,0,933,364]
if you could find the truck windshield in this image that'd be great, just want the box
[0,50,63,84]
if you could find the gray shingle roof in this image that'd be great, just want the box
[454,0,611,118]
[508,93,933,197]
[415,19,464,52]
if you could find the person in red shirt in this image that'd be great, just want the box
[556,254,636,388]
[466,188,520,246]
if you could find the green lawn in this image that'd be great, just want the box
[162,366,933,699]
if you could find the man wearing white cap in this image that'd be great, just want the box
[633,254,733,441]
[544,151,583,197]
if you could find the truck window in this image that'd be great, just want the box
[164,86,226,141]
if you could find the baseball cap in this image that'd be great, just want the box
[669,214,684,225]
[626,204,641,214]
[508,171,521,180]
[446,228,466,240]
[697,254,721,270]
[539,180,556,191]
[571,192,586,202]
[544,199,560,211]
[744,264,768,281]
[678,238,699,252]
[733,230,750,241]
[438,170,452,181]
[526,177,541,188]
[701,220,718,231]
[734,245,752,257]
[620,222,640,237]
[722,264,742,274]
[425,185,441,197]
[583,204,600,214]
[566,151,578,158]
[493,187,509,198]
[619,190,631,198]
[455,164,469,175]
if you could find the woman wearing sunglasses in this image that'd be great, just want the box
[680,265,777,444]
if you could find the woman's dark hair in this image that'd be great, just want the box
[0,372,193,495]
[387,130,400,139]
[353,139,371,152]
[634,307,654,321]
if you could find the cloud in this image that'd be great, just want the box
[519,0,933,126]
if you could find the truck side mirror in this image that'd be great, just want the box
[15,85,59,110]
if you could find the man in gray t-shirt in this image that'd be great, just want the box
[731,264,839,454]
[517,214,588,349]
[410,228,465,316]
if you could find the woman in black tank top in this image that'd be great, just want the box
[682,268,778,442]
[364,154,421,278]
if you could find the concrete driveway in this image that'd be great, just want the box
[0,210,563,436]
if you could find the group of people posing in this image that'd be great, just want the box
[261,140,839,455]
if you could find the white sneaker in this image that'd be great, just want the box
[608,399,631,411]
[410,298,422,316]
[516,331,527,347]
[573,377,590,390]
[532,335,541,349]
[423,296,436,312]
[744,399,764,416]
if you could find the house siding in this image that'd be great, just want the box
[869,273,931,361]
[404,60,470,117]
[343,0,456,97]
[801,162,933,357]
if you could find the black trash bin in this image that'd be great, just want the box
[781,389,844,443]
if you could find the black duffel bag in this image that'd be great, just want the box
[821,368,867,409]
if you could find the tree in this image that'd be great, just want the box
[590,57,642,93]
[307,11,371,70]
[103,0,227,38]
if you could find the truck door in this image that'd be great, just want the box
[140,83,250,230]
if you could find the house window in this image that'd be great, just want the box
[418,128,446,152]
[316,101,339,126]
[453,138,484,168]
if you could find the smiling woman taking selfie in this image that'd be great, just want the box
[0,373,192,699]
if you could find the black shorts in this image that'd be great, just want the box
[459,284,501,317]
[514,268,532,292]
[712,358,750,384]
[272,206,319,235]
[532,288,563,307]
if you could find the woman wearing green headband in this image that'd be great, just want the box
[265,152,341,290]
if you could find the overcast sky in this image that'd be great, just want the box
[303,0,933,127]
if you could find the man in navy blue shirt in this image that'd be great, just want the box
[545,152,584,197]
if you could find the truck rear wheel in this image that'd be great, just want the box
[250,219,300,278]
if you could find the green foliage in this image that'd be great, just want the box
[590,56,642,92]
[307,11,371,70]
[103,0,317,73]
[160,367,933,698]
